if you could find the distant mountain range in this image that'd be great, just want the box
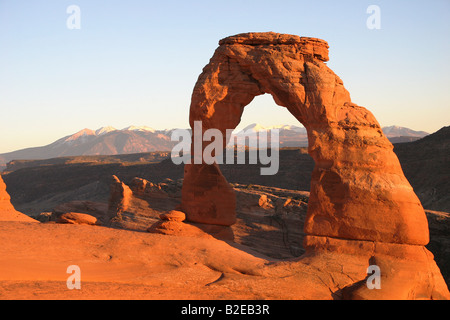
[0,124,429,170]
[381,126,430,143]
[382,125,429,138]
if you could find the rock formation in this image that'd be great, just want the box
[106,175,133,223]
[0,175,37,222]
[52,200,108,222]
[104,175,182,231]
[129,177,170,199]
[159,210,186,222]
[181,32,427,243]
[179,32,449,299]
[425,210,450,285]
[56,212,100,225]
[147,212,215,239]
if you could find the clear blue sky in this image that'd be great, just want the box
[0,0,449,153]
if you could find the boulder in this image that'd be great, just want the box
[56,212,100,226]
[159,210,186,222]
[53,200,107,220]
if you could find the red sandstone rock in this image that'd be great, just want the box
[53,200,107,220]
[147,219,234,241]
[147,220,213,239]
[129,177,168,199]
[56,212,100,226]
[160,210,186,222]
[107,175,132,222]
[181,163,236,226]
[177,32,449,299]
[181,32,428,245]
[129,177,148,194]
[0,175,37,223]
[303,235,450,300]
[258,194,274,210]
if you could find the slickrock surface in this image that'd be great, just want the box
[0,177,448,299]
[51,177,450,287]
[0,221,447,300]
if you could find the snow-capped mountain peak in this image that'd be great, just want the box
[95,126,117,136]
[266,124,306,132]
[0,124,431,170]
[382,126,429,138]
[237,123,306,133]
[239,123,269,133]
[122,125,156,133]
[64,128,96,142]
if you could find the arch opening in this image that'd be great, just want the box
[214,94,314,259]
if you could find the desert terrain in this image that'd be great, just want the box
[1,32,449,301]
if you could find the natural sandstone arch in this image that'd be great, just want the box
[180,32,429,246]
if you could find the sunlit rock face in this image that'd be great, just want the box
[0,175,37,222]
[177,32,450,300]
[181,32,428,245]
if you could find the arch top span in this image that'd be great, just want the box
[218,32,330,62]
[182,32,429,246]
[189,31,352,133]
